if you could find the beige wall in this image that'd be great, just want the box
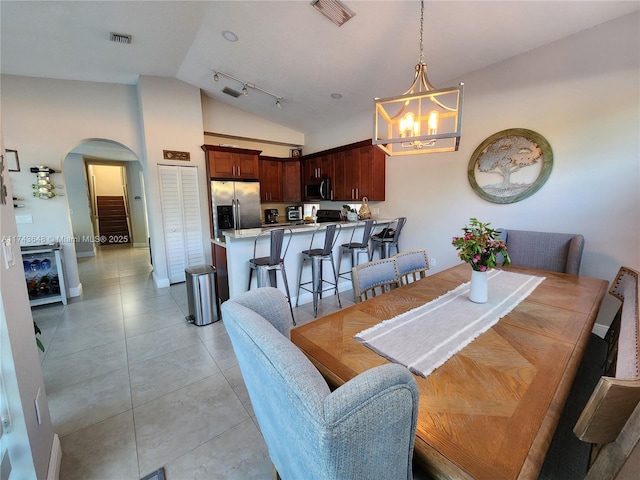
[306,12,640,327]
[136,75,209,286]
[90,164,124,196]
[1,131,54,479]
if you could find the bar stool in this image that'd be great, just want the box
[295,223,342,318]
[338,219,376,281]
[370,217,407,260]
[248,228,295,324]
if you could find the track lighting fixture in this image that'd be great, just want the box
[213,70,283,108]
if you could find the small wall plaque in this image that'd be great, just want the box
[163,150,190,161]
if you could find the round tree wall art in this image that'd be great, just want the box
[467,128,553,204]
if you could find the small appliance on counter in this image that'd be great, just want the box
[264,208,279,224]
[315,209,343,223]
[286,205,302,222]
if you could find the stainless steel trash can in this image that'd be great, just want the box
[185,265,220,326]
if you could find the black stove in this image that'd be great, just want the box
[315,209,342,223]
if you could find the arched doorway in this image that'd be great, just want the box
[63,139,149,259]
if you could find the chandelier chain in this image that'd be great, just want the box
[419,0,425,64]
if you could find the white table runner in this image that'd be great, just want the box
[355,270,545,378]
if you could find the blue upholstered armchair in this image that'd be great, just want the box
[497,229,585,275]
[221,287,419,480]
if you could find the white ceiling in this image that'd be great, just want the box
[2,1,639,139]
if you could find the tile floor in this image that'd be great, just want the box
[34,244,354,480]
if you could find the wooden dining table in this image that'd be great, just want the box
[291,263,609,480]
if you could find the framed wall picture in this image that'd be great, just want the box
[5,149,20,172]
[290,148,302,158]
[467,128,553,204]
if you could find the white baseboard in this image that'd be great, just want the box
[152,272,170,288]
[591,323,608,339]
[68,284,83,298]
[47,434,61,480]
[133,242,148,248]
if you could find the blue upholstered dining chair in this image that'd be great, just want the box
[221,287,419,480]
[351,257,401,303]
[395,249,430,286]
[497,229,585,275]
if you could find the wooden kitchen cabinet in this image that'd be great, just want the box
[355,144,386,201]
[304,140,385,202]
[259,156,283,202]
[282,159,301,202]
[202,145,261,180]
[259,156,301,202]
[212,243,229,304]
[302,153,333,181]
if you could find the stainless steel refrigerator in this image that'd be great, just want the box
[211,180,262,240]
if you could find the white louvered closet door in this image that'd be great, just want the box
[159,165,205,284]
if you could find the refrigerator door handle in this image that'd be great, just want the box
[235,198,242,228]
[231,198,237,230]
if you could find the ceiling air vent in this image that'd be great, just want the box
[110,32,132,44]
[311,0,355,27]
[222,86,242,98]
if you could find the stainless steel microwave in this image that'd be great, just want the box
[305,178,331,200]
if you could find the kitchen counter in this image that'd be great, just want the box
[211,218,393,306]
[223,219,393,241]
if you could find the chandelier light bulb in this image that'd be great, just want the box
[428,111,439,135]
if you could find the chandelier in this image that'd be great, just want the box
[373,1,463,155]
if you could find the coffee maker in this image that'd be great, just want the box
[264,208,279,224]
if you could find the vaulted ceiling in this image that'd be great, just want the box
[2,1,638,137]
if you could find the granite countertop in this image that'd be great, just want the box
[212,218,393,244]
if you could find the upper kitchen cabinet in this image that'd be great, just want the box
[282,159,301,202]
[259,156,283,202]
[303,153,333,181]
[355,144,385,201]
[304,140,385,201]
[259,156,301,203]
[202,145,261,180]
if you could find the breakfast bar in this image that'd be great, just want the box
[212,218,393,306]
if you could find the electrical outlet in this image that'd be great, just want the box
[430,257,437,267]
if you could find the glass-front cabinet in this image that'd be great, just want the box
[21,243,67,306]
